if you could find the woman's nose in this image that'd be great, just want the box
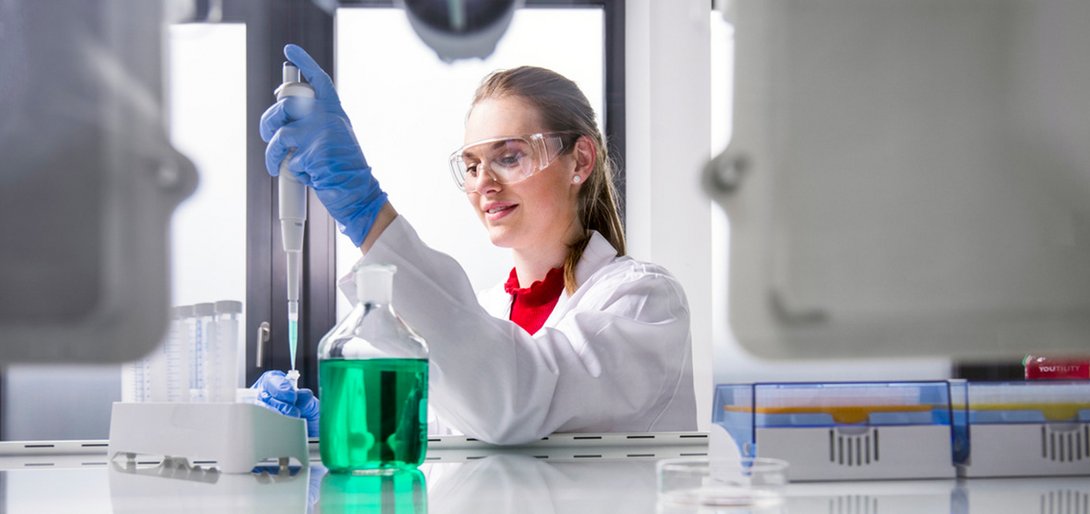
[474,167,502,194]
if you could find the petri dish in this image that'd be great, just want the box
[656,457,788,510]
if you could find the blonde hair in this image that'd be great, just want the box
[472,67,626,293]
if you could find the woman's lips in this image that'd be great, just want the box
[484,203,518,222]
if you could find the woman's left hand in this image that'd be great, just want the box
[251,370,320,437]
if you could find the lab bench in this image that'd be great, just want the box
[1,433,1087,514]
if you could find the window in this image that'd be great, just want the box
[168,24,248,314]
[333,6,607,317]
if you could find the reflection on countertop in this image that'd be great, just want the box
[1,450,1088,514]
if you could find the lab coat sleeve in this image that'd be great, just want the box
[348,216,695,445]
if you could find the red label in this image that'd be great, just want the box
[1024,357,1090,380]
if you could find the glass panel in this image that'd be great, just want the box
[334,7,605,318]
[1,24,247,440]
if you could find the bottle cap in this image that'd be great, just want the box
[282,61,301,83]
[214,300,243,314]
[355,264,396,305]
[194,302,216,317]
[176,305,195,318]
[275,62,316,101]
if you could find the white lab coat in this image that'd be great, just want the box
[339,215,696,445]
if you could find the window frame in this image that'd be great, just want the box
[217,0,337,390]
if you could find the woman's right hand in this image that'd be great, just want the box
[260,43,387,247]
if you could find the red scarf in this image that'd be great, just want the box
[504,267,566,334]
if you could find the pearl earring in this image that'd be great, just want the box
[572,175,582,184]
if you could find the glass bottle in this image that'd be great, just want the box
[318,264,429,474]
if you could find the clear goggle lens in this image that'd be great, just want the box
[449,132,571,192]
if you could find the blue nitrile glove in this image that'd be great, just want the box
[261,44,387,247]
[252,370,320,438]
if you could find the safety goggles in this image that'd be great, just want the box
[448,132,575,192]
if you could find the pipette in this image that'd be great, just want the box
[275,62,315,390]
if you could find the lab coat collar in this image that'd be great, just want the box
[574,230,619,289]
[466,230,621,329]
[540,230,618,330]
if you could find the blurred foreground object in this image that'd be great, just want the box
[706,0,1090,359]
[0,0,197,363]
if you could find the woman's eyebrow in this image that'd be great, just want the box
[464,138,514,158]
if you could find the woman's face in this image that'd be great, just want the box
[463,96,582,252]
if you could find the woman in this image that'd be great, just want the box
[256,44,695,445]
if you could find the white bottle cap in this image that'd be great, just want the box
[355,264,396,305]
[214,300,243,314]
[194,302,215,317]
[282,62,301,84]
[275,62,316,101]
[176,305,195,318]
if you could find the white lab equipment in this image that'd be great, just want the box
[707,0,1090,359]
[207,300,243,403]
[179,305,200,400]
[275,62,314,390]
[959,381,1090,478]
[121,301,244,404]
[191,302,216,402]
[121,318,171,403]
[121,357,148,403]
[713,382,960,481]
[109,296,307,473]
[166,306,192,402]
[107,400,309,474]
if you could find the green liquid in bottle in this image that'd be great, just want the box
[319,358,428,473]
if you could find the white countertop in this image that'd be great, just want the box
[1,435,1087,513]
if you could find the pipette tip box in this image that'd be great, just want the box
[712,381,962,481]
[957,380,1090,478]
[108,401,308,474]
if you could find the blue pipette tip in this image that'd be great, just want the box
[288,318,299,371]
